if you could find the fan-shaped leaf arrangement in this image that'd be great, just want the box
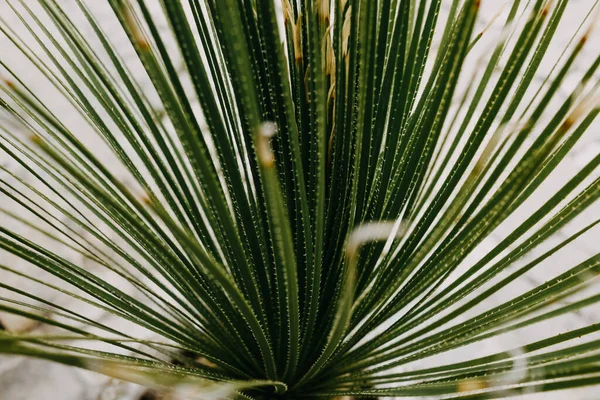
[0,0,599,398]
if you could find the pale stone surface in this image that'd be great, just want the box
[0,0,599,399]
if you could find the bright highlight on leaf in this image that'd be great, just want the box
[0,0,599,398]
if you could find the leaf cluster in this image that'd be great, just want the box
[0,0,599,398]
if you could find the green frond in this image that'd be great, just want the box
[1,0,599,398]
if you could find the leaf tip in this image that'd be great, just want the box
[30,135,43,145]
[458,379,488,392]
[316,0,330,24]
[141,193,152,206]
[137,39,151,51]
[292,14,303,62]
[257,122,278,168]
[346,221,407,259]
[541,1,553,17]
[282,0,293,25]
[562,95,598,131]
[341,6,353,58]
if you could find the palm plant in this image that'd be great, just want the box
[0,0,599,398]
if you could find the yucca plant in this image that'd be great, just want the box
[0,0,599,398]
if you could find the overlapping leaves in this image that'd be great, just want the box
[0,0,599,398]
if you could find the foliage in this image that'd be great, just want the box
[0,0,599,398]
